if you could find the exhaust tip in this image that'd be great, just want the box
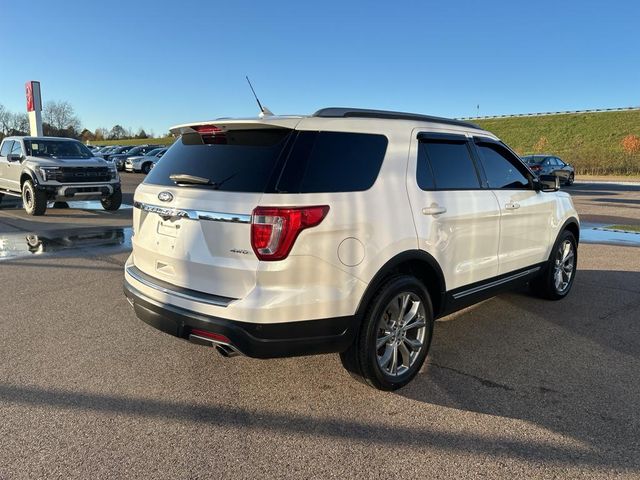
[215,344,240,358]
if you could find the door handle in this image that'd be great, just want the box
[505,202,520,210]
[422,204,447,216]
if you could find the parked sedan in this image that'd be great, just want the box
[124,148,167,173]
[522,155,575,186]
[102,145,135,162]
[111,144,161,171]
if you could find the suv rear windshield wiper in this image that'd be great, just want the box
[169,172,237,189]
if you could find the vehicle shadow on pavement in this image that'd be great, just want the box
[0,379,630,472]
[399,269,640,471]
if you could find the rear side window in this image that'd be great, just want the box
[418,140,481,190]
[276,131,387,193]
[144,129,293,192]
[0,141,13,157]
[476,143,530,190]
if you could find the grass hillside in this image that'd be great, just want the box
[89,136,175,147]
[476,110,640,175]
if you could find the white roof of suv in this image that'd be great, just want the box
[169,107,496,138]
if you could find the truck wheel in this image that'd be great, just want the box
[340,275,434,390]
[530,230,577,300]
[141,162,152,174]
[101,189,122,211]
[22,180,48,216]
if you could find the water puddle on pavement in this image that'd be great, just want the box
[581,226,640,247]
[0,199,133,211]
[0,227,133,260]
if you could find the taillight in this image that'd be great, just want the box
[530,164,542,171]
[251,206,330,261]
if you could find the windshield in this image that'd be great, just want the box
[146,148,163,156]
[24,139,94,159]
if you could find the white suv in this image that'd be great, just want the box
[124,108,579,390]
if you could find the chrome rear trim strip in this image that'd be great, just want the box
[134,201,251,224]
[125,264,235,307]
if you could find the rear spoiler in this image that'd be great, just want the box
[169,116,304,136]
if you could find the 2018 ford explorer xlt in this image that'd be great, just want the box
[124,108,579,390]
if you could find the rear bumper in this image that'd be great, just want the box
[124,279,357,358]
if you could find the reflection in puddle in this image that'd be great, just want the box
[0,228,132,260]
[0,199,132,211]
[581,226,640,247]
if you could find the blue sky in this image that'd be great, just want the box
[1,0,638,135]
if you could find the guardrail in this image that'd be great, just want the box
[458,106,640,121]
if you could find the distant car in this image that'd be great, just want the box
[522,155,575,186]
[103,145,135,162]
[94,146,114,157]
[124,148,167,173]
[111,145,161,171]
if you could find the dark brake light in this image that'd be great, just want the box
[251,206,330,261]
[530,164,542,171]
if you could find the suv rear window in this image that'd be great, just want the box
[145,129,292,192]
[145,129,388,193]
[276,131,387,193]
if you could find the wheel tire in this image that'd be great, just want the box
[530,230,577,300]
[141,162,152,174]
[566,173,574,186]
[101,189,122,211]
[340,275,435,391]
[22,180,48,216]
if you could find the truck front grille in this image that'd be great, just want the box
[56,167,111,183]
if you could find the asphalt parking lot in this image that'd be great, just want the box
[1,175,639,479]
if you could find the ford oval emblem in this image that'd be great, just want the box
[158,191,173,202]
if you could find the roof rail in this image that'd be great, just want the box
[312,107,482,130]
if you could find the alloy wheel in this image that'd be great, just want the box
[376,292,427,377]
[553,240,575,293]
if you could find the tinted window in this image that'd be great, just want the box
[145,129,292,192]
[476,143,530,189]
[418,140,480,189]
[11,141,23,156]
[24,139,93,159]
[0,141,14,157]
[277,131,387,193]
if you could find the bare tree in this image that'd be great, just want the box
[43,100,81,132]
[94,127,109,141]
[0,104,12,136]
[8,112,29,135]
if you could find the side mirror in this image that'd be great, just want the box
[535,174,560,192]
[7,153,23,162]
